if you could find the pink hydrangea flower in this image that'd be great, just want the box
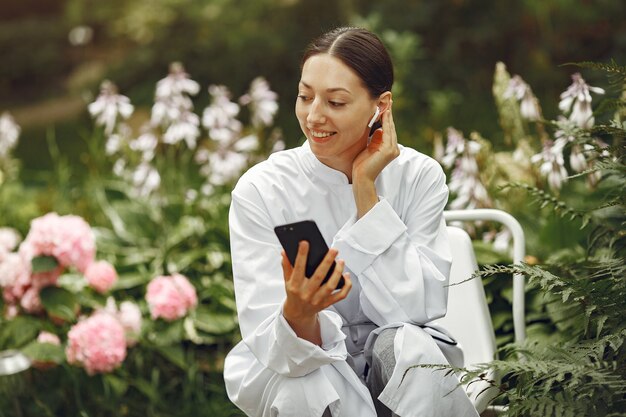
[1,252,33,312]
[37,331,61,345]
[0,228,21,258]
[104,298,142,346]
[118,301,142,344]
[66,312,127,375]
[20,213,96,273]
[146,274,198,321]
[85,260,118,293]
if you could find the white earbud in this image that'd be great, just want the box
[367,106,381,128]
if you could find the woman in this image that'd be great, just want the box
[224,27,479,417]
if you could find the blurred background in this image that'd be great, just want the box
[3,0,625,175]
[1,1,625,416]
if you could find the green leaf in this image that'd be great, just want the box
[153,345,187,370]
[0,316,41,349]
[113,273,148,290]
[39,287,78,322]
[193,307,237,335]
[57,273,88,293]
[131,377,160,403]
[103,374,129,397]
[145,319,184,345]
[21,341,65,363]
[31,255,59,273]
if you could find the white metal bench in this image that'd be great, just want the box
[433,209,526,414]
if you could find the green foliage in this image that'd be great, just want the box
[459,63,626,416]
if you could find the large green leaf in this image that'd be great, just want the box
[152,345,187,370]
[21,341,65,363]
[31,255,58,273]
[193,307,237,335]
[0,316,41,349]
[39,286,78,322]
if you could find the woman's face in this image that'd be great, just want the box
[296,54,378,171]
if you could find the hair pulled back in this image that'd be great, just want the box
[301,27,394,99]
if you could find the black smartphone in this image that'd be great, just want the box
[274,220,345,290]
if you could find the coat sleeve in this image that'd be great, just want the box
[332,158,452,326]
[228,178,349,377]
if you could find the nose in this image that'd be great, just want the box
[306,98,326,125]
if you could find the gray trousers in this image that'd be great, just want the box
[323,328,398,417]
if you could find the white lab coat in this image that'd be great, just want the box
[224,142,479,417]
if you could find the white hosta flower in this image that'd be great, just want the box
[68,25,93,46]
[194,148,210,164]
[569,144,590,173]
[239,77,279,127]
[233,134,259,152]
[200,183,214,196]
[151,95,194,127]
[448,166,491,210]
[106,134,123,155]
[0,112,20,158]
[271,139,286,153]
[185,189,198,202]
[531,140,569,190]
[208,150,248,185]
[132,162,161,196]
[442,127,491,209]
[130,130,159,161]
[441,128,481,168]
[113,158,126,176]
[558,73,604,128]
[155,62,200,100]
[162,111,200,149]
[88,81,134,135]
[202,85,242,145]
[483,228,512,253]
[504,75,541,121]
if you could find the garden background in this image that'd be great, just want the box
[0,0,624,416]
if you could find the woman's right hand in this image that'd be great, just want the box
[281,241,352,345]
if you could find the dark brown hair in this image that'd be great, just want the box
[301,27,394,98]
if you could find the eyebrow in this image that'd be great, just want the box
[299,81,351,94]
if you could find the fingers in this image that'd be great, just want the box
[281,250,293,281]
[382,101,399,155]
[291,241,309,286]
[309,248,338,287]
[327,271,352,305]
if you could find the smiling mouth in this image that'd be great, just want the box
[309,129,337,141]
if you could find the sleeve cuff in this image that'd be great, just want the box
[274,309,348,367]
[332,198,407,276]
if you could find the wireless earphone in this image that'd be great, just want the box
[367,106,381,128]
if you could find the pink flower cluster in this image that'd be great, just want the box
[104,297,142,346]
[37,331,61,345]
[0,214,119,316]
[85,260,118,293]
[20,213,96,273]
[66,312,127,375]
[146,274,197,321]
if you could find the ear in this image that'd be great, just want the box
[377,91,392,114]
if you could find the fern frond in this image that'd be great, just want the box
[561,59,626,89]
[499,183,591,226]
[562,60,626,75]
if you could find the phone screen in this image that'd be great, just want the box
[274,220,345,290]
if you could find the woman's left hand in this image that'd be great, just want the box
[352,102,400,183]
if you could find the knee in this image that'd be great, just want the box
[372,328,397,372]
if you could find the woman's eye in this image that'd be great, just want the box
[329,101,345,107]
[297,94,311,101]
